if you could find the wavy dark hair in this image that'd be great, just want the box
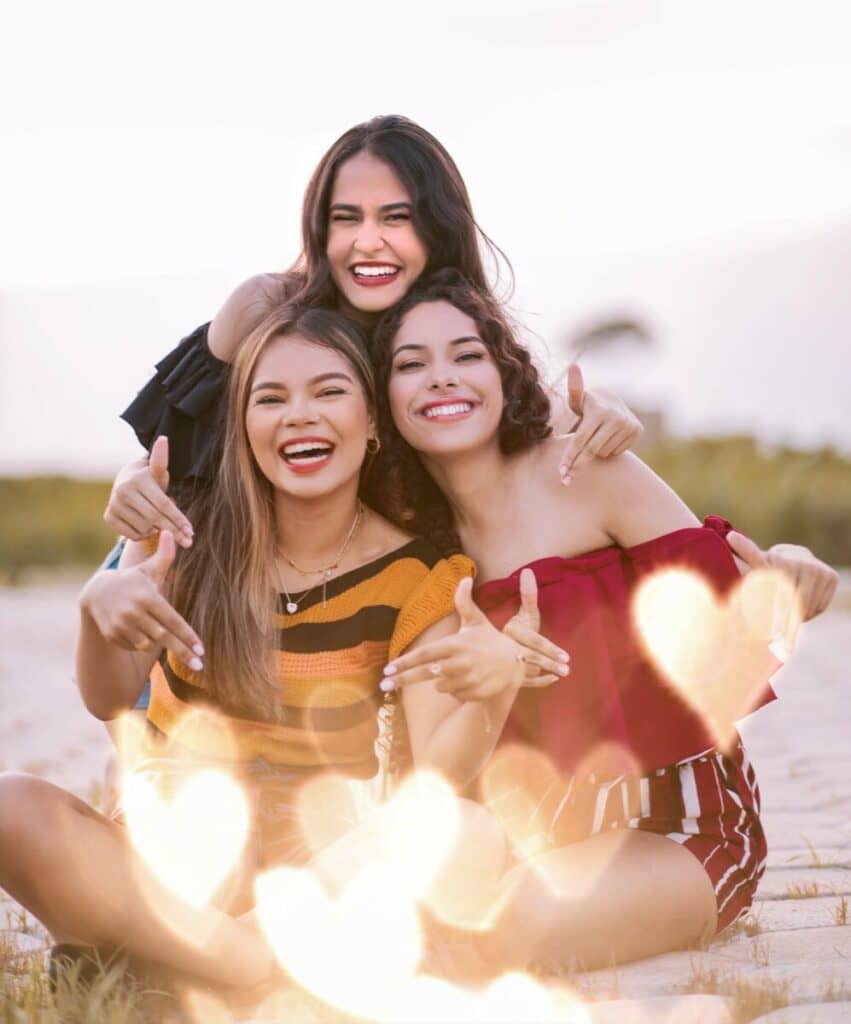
[277,115,513,315]
[368,268,553,555]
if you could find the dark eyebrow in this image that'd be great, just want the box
[250,371,353,393]
[392,335,483,356]
[329,201,412,214]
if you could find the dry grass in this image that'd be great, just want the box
[685,960,792,1023]
[835,895,849,926]
[785,881,820,899]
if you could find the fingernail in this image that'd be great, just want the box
[558,463,568,476]
[380,678,396,693]
[193,643,204,656]
[558,665,569,675]
[190,657,203,671]
[558,650,569,662]
[560,473,572,487]
[383,663,397,676]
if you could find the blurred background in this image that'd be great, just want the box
[2,0,850,580]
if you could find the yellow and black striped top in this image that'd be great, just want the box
[145,539,473,778]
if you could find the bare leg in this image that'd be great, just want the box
[0,773,275,988]
[477,829,718,972]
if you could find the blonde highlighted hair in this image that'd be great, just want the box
[169,306,375,720]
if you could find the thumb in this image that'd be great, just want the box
[517,568,540,627]
[726,531,767,570]
[145,530,176,586]
[454,576,485,630]
[567,363,585,418]
[149,435,170,491]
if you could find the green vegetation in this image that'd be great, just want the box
[1,436,849,582]
[642,436,851,566]
[0,478,114,583]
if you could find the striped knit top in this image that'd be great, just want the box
[145,539,473,778]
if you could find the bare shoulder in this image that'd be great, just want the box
[579,452,700,547]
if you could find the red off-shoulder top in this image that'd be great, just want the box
[474,516,778,775]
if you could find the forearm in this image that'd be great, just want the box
[207,273,288,362]
[75,602,150,721]
[416,684,520,789]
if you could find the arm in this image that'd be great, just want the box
[207,273,292,361]
[75,533,202,720]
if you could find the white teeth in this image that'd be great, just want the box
[423,403,473,418]
[282,441,333,457]
[352,265,398,277]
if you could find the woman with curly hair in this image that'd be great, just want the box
[370,269,838,973]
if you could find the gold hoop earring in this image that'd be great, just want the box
[366,436,381,454]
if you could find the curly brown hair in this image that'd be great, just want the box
[366,268,553,555]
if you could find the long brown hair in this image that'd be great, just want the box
[275,115,513,318]
[371,268,553,555]
[171,307,376,719]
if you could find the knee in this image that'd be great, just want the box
[0,773,65,857]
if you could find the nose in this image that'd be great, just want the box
[354,218,384,255]
[428,366,459,390]
[283,395,319,425]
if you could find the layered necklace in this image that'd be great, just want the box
[277,501,365,614]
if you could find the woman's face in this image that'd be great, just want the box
[326,151,428,314]
[245,335,374,500]
[387,300,504,459]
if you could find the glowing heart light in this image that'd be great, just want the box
[123,768,250,910]
[633,566,796,744]
[255,863,423,1020]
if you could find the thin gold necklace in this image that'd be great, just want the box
[278,501,365,614]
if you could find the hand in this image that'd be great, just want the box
[557,364,643,484]
[80,531,204,670]
[381,578,566,702]
[104,436,194,547]
[726,532,839,624]
[502,568,570,686]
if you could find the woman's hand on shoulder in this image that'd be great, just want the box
[382,577,566,702]
[105,437,194,546]
[80,532,204,670]
[207,272,294,361]
[726,531,839,622]
[556,364,644,483]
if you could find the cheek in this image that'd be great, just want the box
[387,379,418,436]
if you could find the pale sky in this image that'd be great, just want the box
[3,0,851,474]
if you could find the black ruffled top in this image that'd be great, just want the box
[121,323,229,481]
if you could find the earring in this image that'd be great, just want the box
[366,436,381,454]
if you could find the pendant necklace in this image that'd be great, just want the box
[278,502,365,614]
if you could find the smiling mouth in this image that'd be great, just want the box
[279,440,335,467]
[421,401,475,421]
[349,264,401,287]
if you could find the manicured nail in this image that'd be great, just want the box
[558,650,569,662]
[190,657,203,671]
[383,663,397,676]
[560,471,572,487]
[558,665,569,676]
[192,643,204,656]
[380,678,396,693]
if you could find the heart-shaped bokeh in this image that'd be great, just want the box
[633,566,795,745]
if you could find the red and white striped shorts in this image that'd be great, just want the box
[536,737,767,932]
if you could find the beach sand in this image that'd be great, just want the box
[1,579,849,1021]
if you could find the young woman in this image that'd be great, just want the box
[107,114,642,543]
[0,306,563,996]
[367,269,839,973]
